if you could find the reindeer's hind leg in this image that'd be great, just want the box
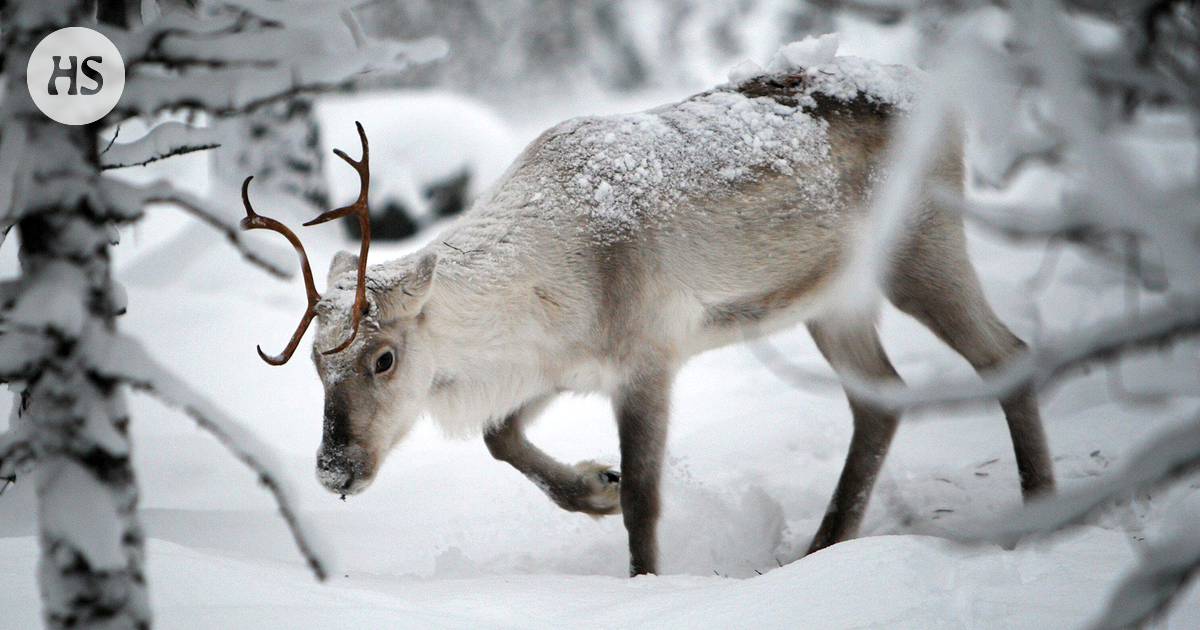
[887,221,1055,499]
[806,319,903,555]
[485,396,622,516]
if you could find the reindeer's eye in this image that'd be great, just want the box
[374,348,393,374]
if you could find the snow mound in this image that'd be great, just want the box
[727,33,920,113]
[726,60,765,85]
[2,528,1185,629]
[725,33,845,85]
[801,55,921,111]
[766,33,841,72]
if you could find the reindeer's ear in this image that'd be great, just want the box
[327,251,358,289]
[386,252,438,318]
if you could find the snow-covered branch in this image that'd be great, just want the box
[89,333,335,581]
[0,426,33,479]
[108,0,446,123]
[942,413,1200,628]
[147,197,291,278]
[0,328,54,385]
[0,123,26,222]
[757,296,1200,413]
[1089,520,1200,630]
[18,177,292,277]
[941,190,1170,290]
[960,416,1200,546]
[131,181,294,278]
[220,0,365,27]
[99,122,221,170]
[936,191,1095,243]
[4,261,90,342]
[116,35,443,120]
[0,277,16,310]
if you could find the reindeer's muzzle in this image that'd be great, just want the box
[316,442,374,496]
[316,392,377,495]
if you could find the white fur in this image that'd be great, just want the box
[312,53,929,476]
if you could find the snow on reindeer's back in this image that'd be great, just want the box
[517,40,920,244]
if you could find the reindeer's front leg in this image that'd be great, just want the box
[614,368,671,576]
[484,397,621,516]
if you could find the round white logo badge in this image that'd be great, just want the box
[26,27,125,126]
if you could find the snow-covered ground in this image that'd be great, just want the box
[4,31,1200,630]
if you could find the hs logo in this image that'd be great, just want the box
[27,27,126,125]
[47,55,106,96]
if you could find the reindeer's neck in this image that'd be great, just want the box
[419,214,582,434]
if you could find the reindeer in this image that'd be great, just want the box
[240,56,1055,577]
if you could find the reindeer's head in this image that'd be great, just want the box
[308,250,438,495]
[240,122,439,497]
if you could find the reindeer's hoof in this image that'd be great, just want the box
[570,460,622,516]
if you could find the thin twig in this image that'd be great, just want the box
[442,241,481,256]
[100,143,220,170]
[100,125,121,155]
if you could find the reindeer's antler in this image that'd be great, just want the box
[240,122,373,365]
[239,176,322,365]
[306,121,371,355]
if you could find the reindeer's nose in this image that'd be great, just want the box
[316,442,372,495]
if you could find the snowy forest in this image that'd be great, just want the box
[1,0,1198,628]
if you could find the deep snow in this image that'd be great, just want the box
[3,36,1200,630]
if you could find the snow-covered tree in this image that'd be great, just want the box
[0,1,434,627]
[205,3,446,225]
[357,0,834,97]
[210,97,330,218]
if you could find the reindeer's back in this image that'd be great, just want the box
[498,56,918,237]
[452,57,941,358]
